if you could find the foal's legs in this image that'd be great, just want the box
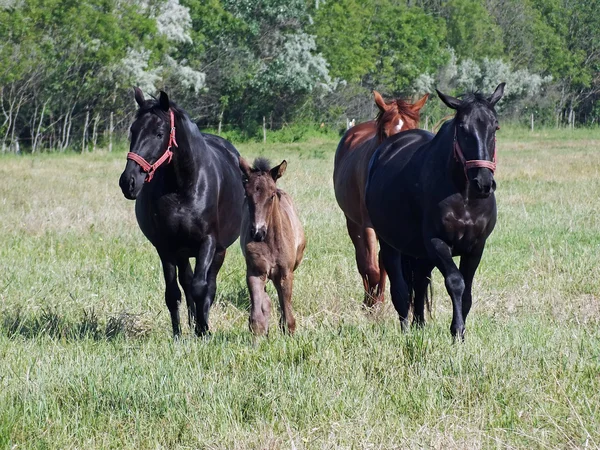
[274,270,296,334]
[425,237,465,340]
[379,241,410,329]
[459,245,485,324]
[159,254,182,337]
[177,259,195,330]
[192,236,217,336]
[247,272,271,335]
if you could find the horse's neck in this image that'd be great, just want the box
[437,120,469,195]
[267,192,285,241]
[171,116,205,186]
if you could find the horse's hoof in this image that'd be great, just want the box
[451,326,465,342]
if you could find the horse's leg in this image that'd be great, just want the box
[247,272,270,335]
[274,270,296,334]
[345,217,372,304]
[364,227,383,306]
[177,258,195,330]
[159,254,181,337]
[459,245,485,326]
[425,237,465,340]
[412,259,434,327]
[206,248,226,309]
[379,241,410,330]
[377,250,387,304]
[192,236,217,336]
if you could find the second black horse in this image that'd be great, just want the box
[119,88,244,337]
[366,83,505,339]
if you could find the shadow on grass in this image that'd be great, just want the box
[218,282,250,312]
[0,307,154,341]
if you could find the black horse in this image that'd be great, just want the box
[366,83,505,339]
[119,88,244,337]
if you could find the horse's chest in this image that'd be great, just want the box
[442,209,488,249]
[137,195,205,244]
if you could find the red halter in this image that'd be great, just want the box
[453,126,497,179]
[127,109,178,182]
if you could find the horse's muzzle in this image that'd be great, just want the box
[251,226,267,242]
[471,170,496,198]
[119,171,142,200]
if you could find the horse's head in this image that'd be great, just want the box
[119,87,175,200]
[374,91,428,141]
[239,157,287,242]
[437,83,505,198]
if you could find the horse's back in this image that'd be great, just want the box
[366,129,434,254]
[333,121,378,224]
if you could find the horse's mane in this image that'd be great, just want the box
[458,92,493,109]
[136,99,188,122]
[375,98,420,141]
[252,157,271,172]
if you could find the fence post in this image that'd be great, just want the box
[263,116,266,144]
[425,115,429,131]
[530,113,534,132]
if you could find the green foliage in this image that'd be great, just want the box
[0,0,598,152]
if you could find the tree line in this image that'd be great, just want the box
[0,0,598,152]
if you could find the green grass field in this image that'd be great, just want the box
[1,127,599,449]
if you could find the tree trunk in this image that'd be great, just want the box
[32,99,48,153]
[108,111,114,152]
[92,114,99,152]
[82,108,90,153]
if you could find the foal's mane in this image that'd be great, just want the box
[251,157,271,173]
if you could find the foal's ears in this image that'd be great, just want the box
[133,87,145,107]
[488,82,506,107]
[270,160,287,181]
[239,156,252,179]
[373,91,388,113]
[411,93,429,112]
[436,89,462,110]
[158,91,170,112]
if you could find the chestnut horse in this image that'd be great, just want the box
[333,92,428,306]
[239,158,306,335]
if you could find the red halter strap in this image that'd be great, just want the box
[453,127,497,179]
[127,109,178,182]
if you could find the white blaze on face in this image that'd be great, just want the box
[391,118,404,134]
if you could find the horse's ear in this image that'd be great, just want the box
[373,91,387,113]
[133,87,145,107]
[158,91,170,111]
[436,89,462,110]
[270,160,287,181]
[411,93,429,112]
[239,156,251,179]
[488,82,506,107]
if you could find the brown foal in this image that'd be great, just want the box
[239,157,306,335]
[333,91,428,307]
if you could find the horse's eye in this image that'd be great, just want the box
[157,131,163,139]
